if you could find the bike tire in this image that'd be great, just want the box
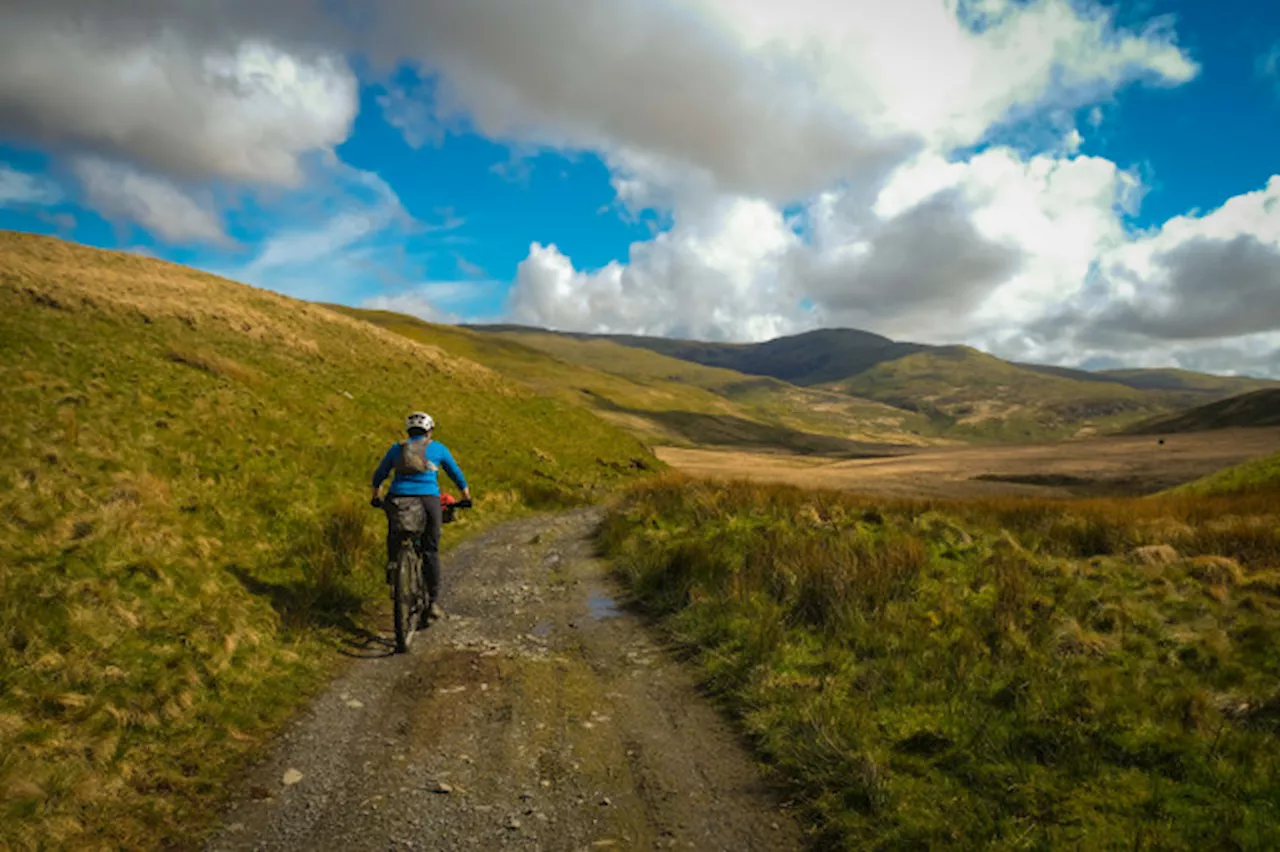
[393,543,417,653]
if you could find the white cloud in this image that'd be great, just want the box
[508,145,1145,346]
[0,163,62,207]
[72,156,226,245]
[0,4,356,186]
[366,0,915,202]
[510,196,809,341]
[691,0,1196,151]
[1061,176,1280,345]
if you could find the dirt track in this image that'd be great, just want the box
[204,510,804,852]
[658,427,1280,499]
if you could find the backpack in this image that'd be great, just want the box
[394,439,438,476]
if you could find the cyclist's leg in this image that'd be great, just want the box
[383,500,399,569]
[420,495,442,605]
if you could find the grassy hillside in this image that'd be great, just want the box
[1128,389,1280,434]
[472,324,927,387]
[1098,368,1278,396]
[601,477,1280,849]
[471,327,1279,444]
[1170,452,1280,496]
[831,346,1174,441]
[489,327,936,444]
[0,232,657,849]
[349,312,935,453]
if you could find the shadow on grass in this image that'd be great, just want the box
[583,392,906,458]
[225,564,398,659]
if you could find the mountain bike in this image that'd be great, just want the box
[373,494,472,654]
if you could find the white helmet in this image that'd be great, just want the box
[405,411,435,432]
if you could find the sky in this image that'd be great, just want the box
[1,0,1279,376]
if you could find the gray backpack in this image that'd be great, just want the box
[394,439,438,476]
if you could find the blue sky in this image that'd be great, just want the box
[1,0,1279,374]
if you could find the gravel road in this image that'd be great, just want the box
[203,509,805,851]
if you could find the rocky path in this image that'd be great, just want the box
[204,510,805,851]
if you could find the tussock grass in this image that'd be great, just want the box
[0,231,659,850]
[601,476,1280,849]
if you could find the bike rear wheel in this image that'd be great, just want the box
[393,542,421,653]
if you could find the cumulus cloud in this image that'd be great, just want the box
[509,145,1145,346]
[693,0,1197,149]
[798,191,1024,338]
[1093,236,1280,341]
[0,5,357,186]
[509,196,808,341]
[367,0,914,201]
[72,156,226,245]
[0,163,62,207]
[1006,176,1280,374]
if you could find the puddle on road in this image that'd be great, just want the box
[532,621,553,638]
[587,592,621,620]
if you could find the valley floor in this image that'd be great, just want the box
[656,427,1280,499]
[203,510,803,852]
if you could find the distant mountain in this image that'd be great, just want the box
[1095,368,1278,396]
[348,315,935,454]
[470,325,1275,399]
[1127,389,1280,434]
[468,325,1277,442]
[467,325,927,386]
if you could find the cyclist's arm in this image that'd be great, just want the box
[439,447,470,500]
[371,445,398,500]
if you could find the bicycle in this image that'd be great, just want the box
[373,493,472,653]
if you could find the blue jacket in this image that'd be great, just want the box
[372,437,468,497]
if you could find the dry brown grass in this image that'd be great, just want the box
[0,231,504,387]
[658,427,1280,499]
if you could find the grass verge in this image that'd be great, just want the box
[599,476,1280,849]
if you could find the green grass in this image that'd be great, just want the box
[1169,452,1280,496]
[600,477,1280,849]
[0,232,659,850]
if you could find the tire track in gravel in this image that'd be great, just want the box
[203,509,806,851]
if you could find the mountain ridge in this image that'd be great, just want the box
[466,324,1276,394]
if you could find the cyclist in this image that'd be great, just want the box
[371,412,470,623]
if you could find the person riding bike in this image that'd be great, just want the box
[371,412,470,623]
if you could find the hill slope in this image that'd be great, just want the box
[829,346,1174,441]
[1127,388,1280,434]
[0,232,656,849]
[1097,368,1278,396]
[347,311,936,453]
[1169,451,1280,495]
[470,326,1276,443]
[471,324,926,386]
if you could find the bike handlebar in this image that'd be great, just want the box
[370,495,474,510]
